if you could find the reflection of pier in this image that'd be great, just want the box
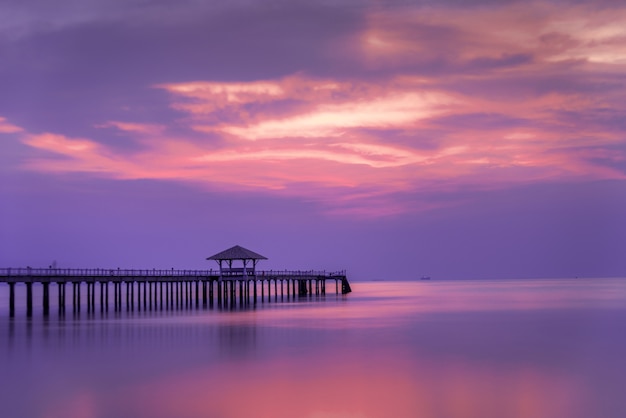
[0,245,351,317]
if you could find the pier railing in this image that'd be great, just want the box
[0,268,347,282]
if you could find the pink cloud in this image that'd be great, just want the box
[0,116,23,133]
[96,121,166,136]
[10,2,626,216]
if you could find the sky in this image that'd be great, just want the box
[1,0,625,280]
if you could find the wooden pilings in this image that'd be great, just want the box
[26,282,33,317]
[3,274,350,317]
[9,282,15,317]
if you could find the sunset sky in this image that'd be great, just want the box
[1,0,625,280]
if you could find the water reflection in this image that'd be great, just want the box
[1,279,625,418]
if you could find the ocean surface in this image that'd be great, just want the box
[1,278,625,418]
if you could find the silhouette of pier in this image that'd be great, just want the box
[0,245,351,317]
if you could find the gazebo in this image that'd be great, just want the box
[207,245,268,278]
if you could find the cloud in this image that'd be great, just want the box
[0,117,23,133]
[96,121,166,136]
[7,1,626,217]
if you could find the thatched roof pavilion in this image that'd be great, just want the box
[207,245,267,277]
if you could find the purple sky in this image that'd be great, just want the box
[1,0,625,280]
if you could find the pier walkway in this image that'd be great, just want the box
[0,267,352,317]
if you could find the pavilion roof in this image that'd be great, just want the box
[206,245,268,261]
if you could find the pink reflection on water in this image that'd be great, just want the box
[6,279,624,418]
[231,279,626,330]
[44,391,98,418]
[47,346,585,418]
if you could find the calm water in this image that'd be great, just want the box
[1,279,625,418]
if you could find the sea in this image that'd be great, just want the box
[1,278,625,418]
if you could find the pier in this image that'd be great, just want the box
[0,245,351,317]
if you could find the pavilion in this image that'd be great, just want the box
[207,245,268,278]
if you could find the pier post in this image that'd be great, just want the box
[86,283,91,312]
[112,283,117,311]
[72,282,80,312]
[148,282,152,311]
[105,282,109,311]
[119,282,123,310]
[112,283,116,311]
[100,282,104,312]
[118,282,123,311]
[126,282,131,311]
[58,282,65,313]
[9,282,15,317]
[143,282,147,311]
[129,282,134,310]
[136,281,140,311]
[26,282,33,317]
[164,282,169,310]
[77,282,81,312]
[160,282,164,310]
[42,282,50,316]
[91,283,96,312]
[88,282,96,312]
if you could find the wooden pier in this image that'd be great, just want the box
[0,267,351,317]
[0,246,351,317]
